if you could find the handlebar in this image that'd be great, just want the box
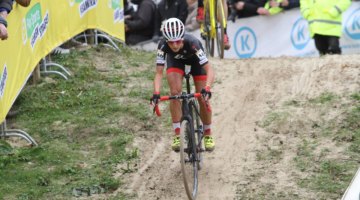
[152,93,211,116]
[159,93,202,101]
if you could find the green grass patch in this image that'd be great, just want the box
[308,92,338,104]
[0,46,158,199]
[257,92,360,197]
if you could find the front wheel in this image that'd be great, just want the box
[180,118,199,200]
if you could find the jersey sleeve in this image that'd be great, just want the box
[156,41,166,66]
[191,40,208,66]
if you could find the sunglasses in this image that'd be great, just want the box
[167,40,182,45]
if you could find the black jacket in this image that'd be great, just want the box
[125,0,156,37]
[153,0,188,37]
[0,0,13,13]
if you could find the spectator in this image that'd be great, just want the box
[263,0,300,15]
[185,0,200,31]
[125,0,156,45]
[300,0,351,55]
[152,0,188,42]
[124,0,135,16]
[228,0,269,21]
[0,0,12,40]
[280,0,300,10]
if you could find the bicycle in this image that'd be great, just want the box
[153,66,210,200]
[201,0,227,59]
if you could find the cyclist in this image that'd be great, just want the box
[196,0,231,50]
[151,18,215,152]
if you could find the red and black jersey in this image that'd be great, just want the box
[156,34,209,67]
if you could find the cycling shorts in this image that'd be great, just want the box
[166,56,207,81]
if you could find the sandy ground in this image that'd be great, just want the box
[119,54,360,200]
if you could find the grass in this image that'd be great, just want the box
[0,45,159,200]
[255,92,360,199]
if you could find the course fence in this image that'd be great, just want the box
[0,0,125,124]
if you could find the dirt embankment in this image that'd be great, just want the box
[119,54,360,200]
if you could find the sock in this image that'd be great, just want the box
[204,124,211,136]
[173,122,181,136]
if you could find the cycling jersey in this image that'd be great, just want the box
[156,34,209,80]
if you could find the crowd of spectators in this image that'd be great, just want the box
[123,0,357,57]
[228,0,300,20]
[124,0,304,45]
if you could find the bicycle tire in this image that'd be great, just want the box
[215,0,225,59]
[204,0,215,57]
[180,118,199,200]
[190,100,204,170]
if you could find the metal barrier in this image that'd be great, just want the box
[40,55,71,80]
[0,120,38,146]
[73,30,122,51]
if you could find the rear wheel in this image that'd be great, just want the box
[215,0,225,59]
[180,118,199,200]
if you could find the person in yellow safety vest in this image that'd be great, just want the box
[300,0,351,55]
[264,0,284,15]
[264,0,300,15]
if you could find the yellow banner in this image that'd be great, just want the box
[0,0,125,123]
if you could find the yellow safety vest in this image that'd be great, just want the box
[300,0,351,37]
[264,0,284,15]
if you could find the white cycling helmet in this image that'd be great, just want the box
[161,18,185,42]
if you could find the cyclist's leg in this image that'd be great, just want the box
[166,58,185,150]
[190,62,211,130]
[167,71,183,125]
[221,0,231,50]
[191,64,215,150]
[194,78,212,127]
[193,77,215,151]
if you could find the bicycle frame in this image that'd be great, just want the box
[183,69,204,154]
[204,0,227,38]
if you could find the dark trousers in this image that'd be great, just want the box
[313,34,341,56]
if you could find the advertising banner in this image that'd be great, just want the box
[137,2,360,58]
[224,2,360,58]
[0,0,125,123]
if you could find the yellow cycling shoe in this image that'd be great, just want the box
[204,136,215,151]
[171,136,180,152]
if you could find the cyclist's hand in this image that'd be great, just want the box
[201,86,212,100]
[0,24,7,40]
[150,93,161,106]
